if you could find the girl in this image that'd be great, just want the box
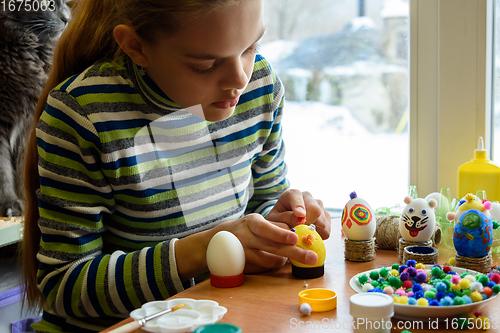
[22,0,331,332]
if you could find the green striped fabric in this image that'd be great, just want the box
[32,54,289,332]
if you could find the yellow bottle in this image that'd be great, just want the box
[457,137,500,202]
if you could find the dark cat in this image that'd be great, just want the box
[0,0,70,217]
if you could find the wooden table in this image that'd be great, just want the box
[102,219,500,332]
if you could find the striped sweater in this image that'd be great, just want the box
[33,54,289,332]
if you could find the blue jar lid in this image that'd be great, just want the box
[194,323,242,333]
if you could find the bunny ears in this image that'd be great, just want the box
[404,196,437,208]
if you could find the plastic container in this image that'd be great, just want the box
[194,323,241,333]
[350,293,394,333]
[458,137,500,202]
[298,288,337,312]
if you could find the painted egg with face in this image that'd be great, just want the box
[290,224,326,279]
[448,193,492,224]
[453,209,493,258]
[399,196,437,242]
[341,192,375,241]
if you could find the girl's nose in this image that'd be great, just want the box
[220,58,250,91]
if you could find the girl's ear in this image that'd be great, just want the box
[113,24,149,67]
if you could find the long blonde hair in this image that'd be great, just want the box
[22,0,236,311]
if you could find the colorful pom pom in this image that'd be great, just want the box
[369,271,380,280]
[407,297,417,305]
[416,272,427,284]
[416,298,429,306]
[489,273,500,284]
[402,280,413,289]
[462,295,473,304]
[459,279,470,290]
[451,275,461,285]
[358,274,369,285]
[362,283,374,292]
[470,291,483,302]
[483,287,493,298]
[478,275,490,286]
[383,286,394,295]
[435,282,448,293]
[470,282,484,293]
[379,267,389,278]
[424,291,436,299]
[439,296,454,306]
[406,260,416,267]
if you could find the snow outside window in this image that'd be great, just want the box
[260,0,409,212]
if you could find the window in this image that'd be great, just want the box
[260,0,410,211]
[260,0,491,212]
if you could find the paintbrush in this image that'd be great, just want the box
[107,303,186,333]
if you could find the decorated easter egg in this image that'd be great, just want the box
[341,192,375,241]
[290,224,326,279]
[453,209,493,258]
[399,196,437,242]
[447,193,492,224]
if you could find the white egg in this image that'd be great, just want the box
[341,192,376,241]
[489,202,500,221]
[206,231,245,277]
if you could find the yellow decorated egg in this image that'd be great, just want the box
[290,224,326,268]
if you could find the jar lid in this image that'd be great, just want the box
[349,293,394,319]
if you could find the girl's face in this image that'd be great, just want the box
[142,0,265,122]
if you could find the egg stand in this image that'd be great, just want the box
[403,245,438,265]
[344,237,376,262]
[398,238,433,265]
[291,264,325,279]
[454,251,492,274]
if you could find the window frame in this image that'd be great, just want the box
[409,0,493,199]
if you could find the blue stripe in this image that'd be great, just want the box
[86,255,106,316]
[252,162,286,180]
[239,84,273,105]
[38,199,103,223]
[37,137,101,173]
[114,253,135,311]
[59,74,79,91]
[39,176,113,200]
[113,209,185,224]
[145,246,163,299]
[44,104,100,146]
[70,84,138,98]
[41,232,101,247]
[63,261,86,318]
[94,118,150,132]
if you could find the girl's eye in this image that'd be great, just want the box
[191,66,216,75]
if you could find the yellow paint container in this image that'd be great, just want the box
[298,288,337,312]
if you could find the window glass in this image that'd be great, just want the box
[260,0,409,211]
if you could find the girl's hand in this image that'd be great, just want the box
[217,213,318,273]
[265,189,331,240]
